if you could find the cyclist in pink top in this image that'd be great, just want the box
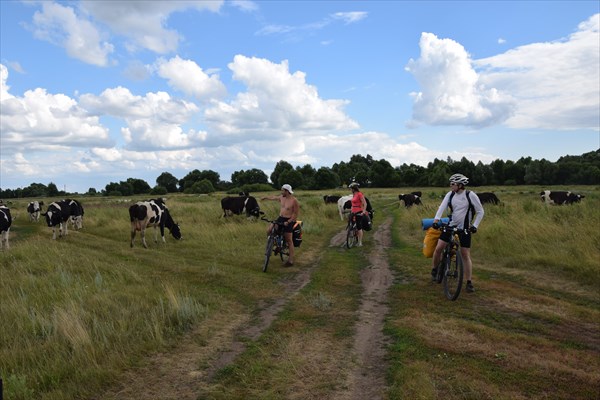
[348,182,368,246]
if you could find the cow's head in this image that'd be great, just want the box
[169,223,182,240]
[248,207,261,218]
[42,210,60,227]
[570,193,584,203]
[246,197,261,218]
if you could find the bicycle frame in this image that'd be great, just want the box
[261,216,290,272]
[434,224,465,301]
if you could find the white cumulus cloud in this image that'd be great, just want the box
[154,56,227,101]
[79,87,204,150]
[475,13,600,130]
[405,32,517,128]
[31,2,114,66]
[204,55,359,140]
[79,0,224,54]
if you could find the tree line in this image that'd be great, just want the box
[1,149,598,199]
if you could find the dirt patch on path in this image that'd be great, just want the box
[335,216,395,400]
[99,257,317,400]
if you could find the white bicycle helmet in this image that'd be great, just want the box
[348,182,360,189]
[449,173,469,185]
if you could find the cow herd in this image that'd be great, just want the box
[0,189,588,251]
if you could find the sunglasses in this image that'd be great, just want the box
[450,183,458,186]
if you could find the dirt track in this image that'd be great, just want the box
[101,218,394,400]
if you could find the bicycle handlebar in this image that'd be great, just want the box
[261,216,295,226]
[435,223,470,234]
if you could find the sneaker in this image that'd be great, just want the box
[283,261,294,267]
[357,242,363,247]
[466,282,475,293]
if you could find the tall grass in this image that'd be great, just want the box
[1,187,598,399]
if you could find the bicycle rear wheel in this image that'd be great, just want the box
[263,234,275,272]
[279,236,290,264]
[443,250,464,300]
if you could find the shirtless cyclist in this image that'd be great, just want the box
[261,184,300,266]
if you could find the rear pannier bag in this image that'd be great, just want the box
[292,220,303,247]
[361,213,372,231]
[422,227,441,258]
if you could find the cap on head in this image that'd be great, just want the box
[348,182,360,189]
[281,184,293,194]
[449,173,469,185]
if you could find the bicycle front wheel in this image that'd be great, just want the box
[346,225,357,249]
[263,234,275,272]
[443,250,464,300]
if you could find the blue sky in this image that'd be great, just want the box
[1,0,598,193]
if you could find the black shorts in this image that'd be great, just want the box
[439,227,472,248]
[276,216,294,233]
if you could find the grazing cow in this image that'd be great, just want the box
[338,195,374,220]
[398,193,422,208]
[323,195,342,204]
[221,195,261,218]
[337,195,353,220]
[0,205,12,250]
[129,199,182,248]
[65,199,84,230]
[477,192,500,205]
[27,201,44,222]
[42,200,74,239]
[540,190,585,205]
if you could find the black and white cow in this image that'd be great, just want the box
[540,190,585,205]
[27,201,44,222]
[42,200,74,239]
[337,194,353,220]
[0,205,12,250]
[221,195,261,218]
[65,199,84,230]
[477,192,500,205]
[323,195,342,204]
[338,195,373,220]
[129,199,182,248]
[398,193,422,208]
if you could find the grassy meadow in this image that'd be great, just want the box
[0,186,598,399]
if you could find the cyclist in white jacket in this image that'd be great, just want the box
[431,173,484,293]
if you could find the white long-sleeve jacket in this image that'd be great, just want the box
[434,190,484,230]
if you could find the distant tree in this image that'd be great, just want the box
[156,172,179,192]
[369,159,398,187]
[313,167,340,189]
[231,168,268,186]
[270,160,294,186]
[490,159,505,185]
[296,164,316,189]
[279,169,303,190]
[179,169,220,192]
[198,170,220,188]
[104,181,133,196]
[86,188,98,196]
[22,183,47,198]
[47,182,60,197]
[179,169,202,193]
[428,160,451,187]
[187,179,215,194]
[150,186,168,195]
[126,178,151,194]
